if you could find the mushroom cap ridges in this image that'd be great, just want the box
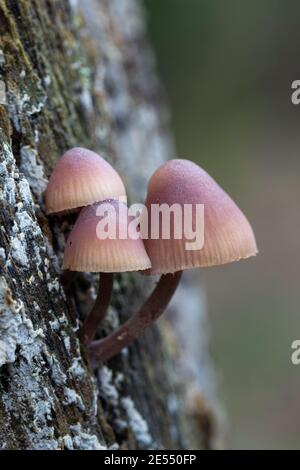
[45,148,126,214]
[144,159,257,274]
[63,200,151,273]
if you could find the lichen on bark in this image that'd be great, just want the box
[0,0,219,450]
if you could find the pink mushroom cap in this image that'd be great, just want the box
[63,200,151,273]
[144,159,258,275]
[45,148,126,214]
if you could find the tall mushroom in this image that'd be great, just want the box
[89,159,257,363]
[63,200,151,345]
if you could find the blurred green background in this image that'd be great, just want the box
[143,0,300,449]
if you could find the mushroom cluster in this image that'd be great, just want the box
[46,151,257,364]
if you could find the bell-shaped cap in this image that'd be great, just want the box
[45,147,126,214]
[144,159,257,274]
[63,200,151,273]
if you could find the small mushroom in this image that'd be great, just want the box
[63,200,151,345]
[89,159,257,363]
[45,147,126,214]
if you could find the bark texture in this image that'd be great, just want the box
[0,0,219,450]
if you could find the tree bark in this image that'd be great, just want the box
[0,0,219,450]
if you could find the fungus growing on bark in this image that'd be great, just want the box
[63,200,151,345]
[89,159,257,363]
[45,147,126,214]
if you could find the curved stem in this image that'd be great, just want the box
[89,271,182,364]
[79,273,114,345]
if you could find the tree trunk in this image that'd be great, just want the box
[0,0,219,450]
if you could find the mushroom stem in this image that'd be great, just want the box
[89,271,182,363]
[61,270,78,290]
[79,273,114,345]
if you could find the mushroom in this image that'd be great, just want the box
[89,159,257,363]
[45,147,126,214]
[63,199,151,345]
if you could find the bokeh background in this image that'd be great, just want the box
[143,0,300,449]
